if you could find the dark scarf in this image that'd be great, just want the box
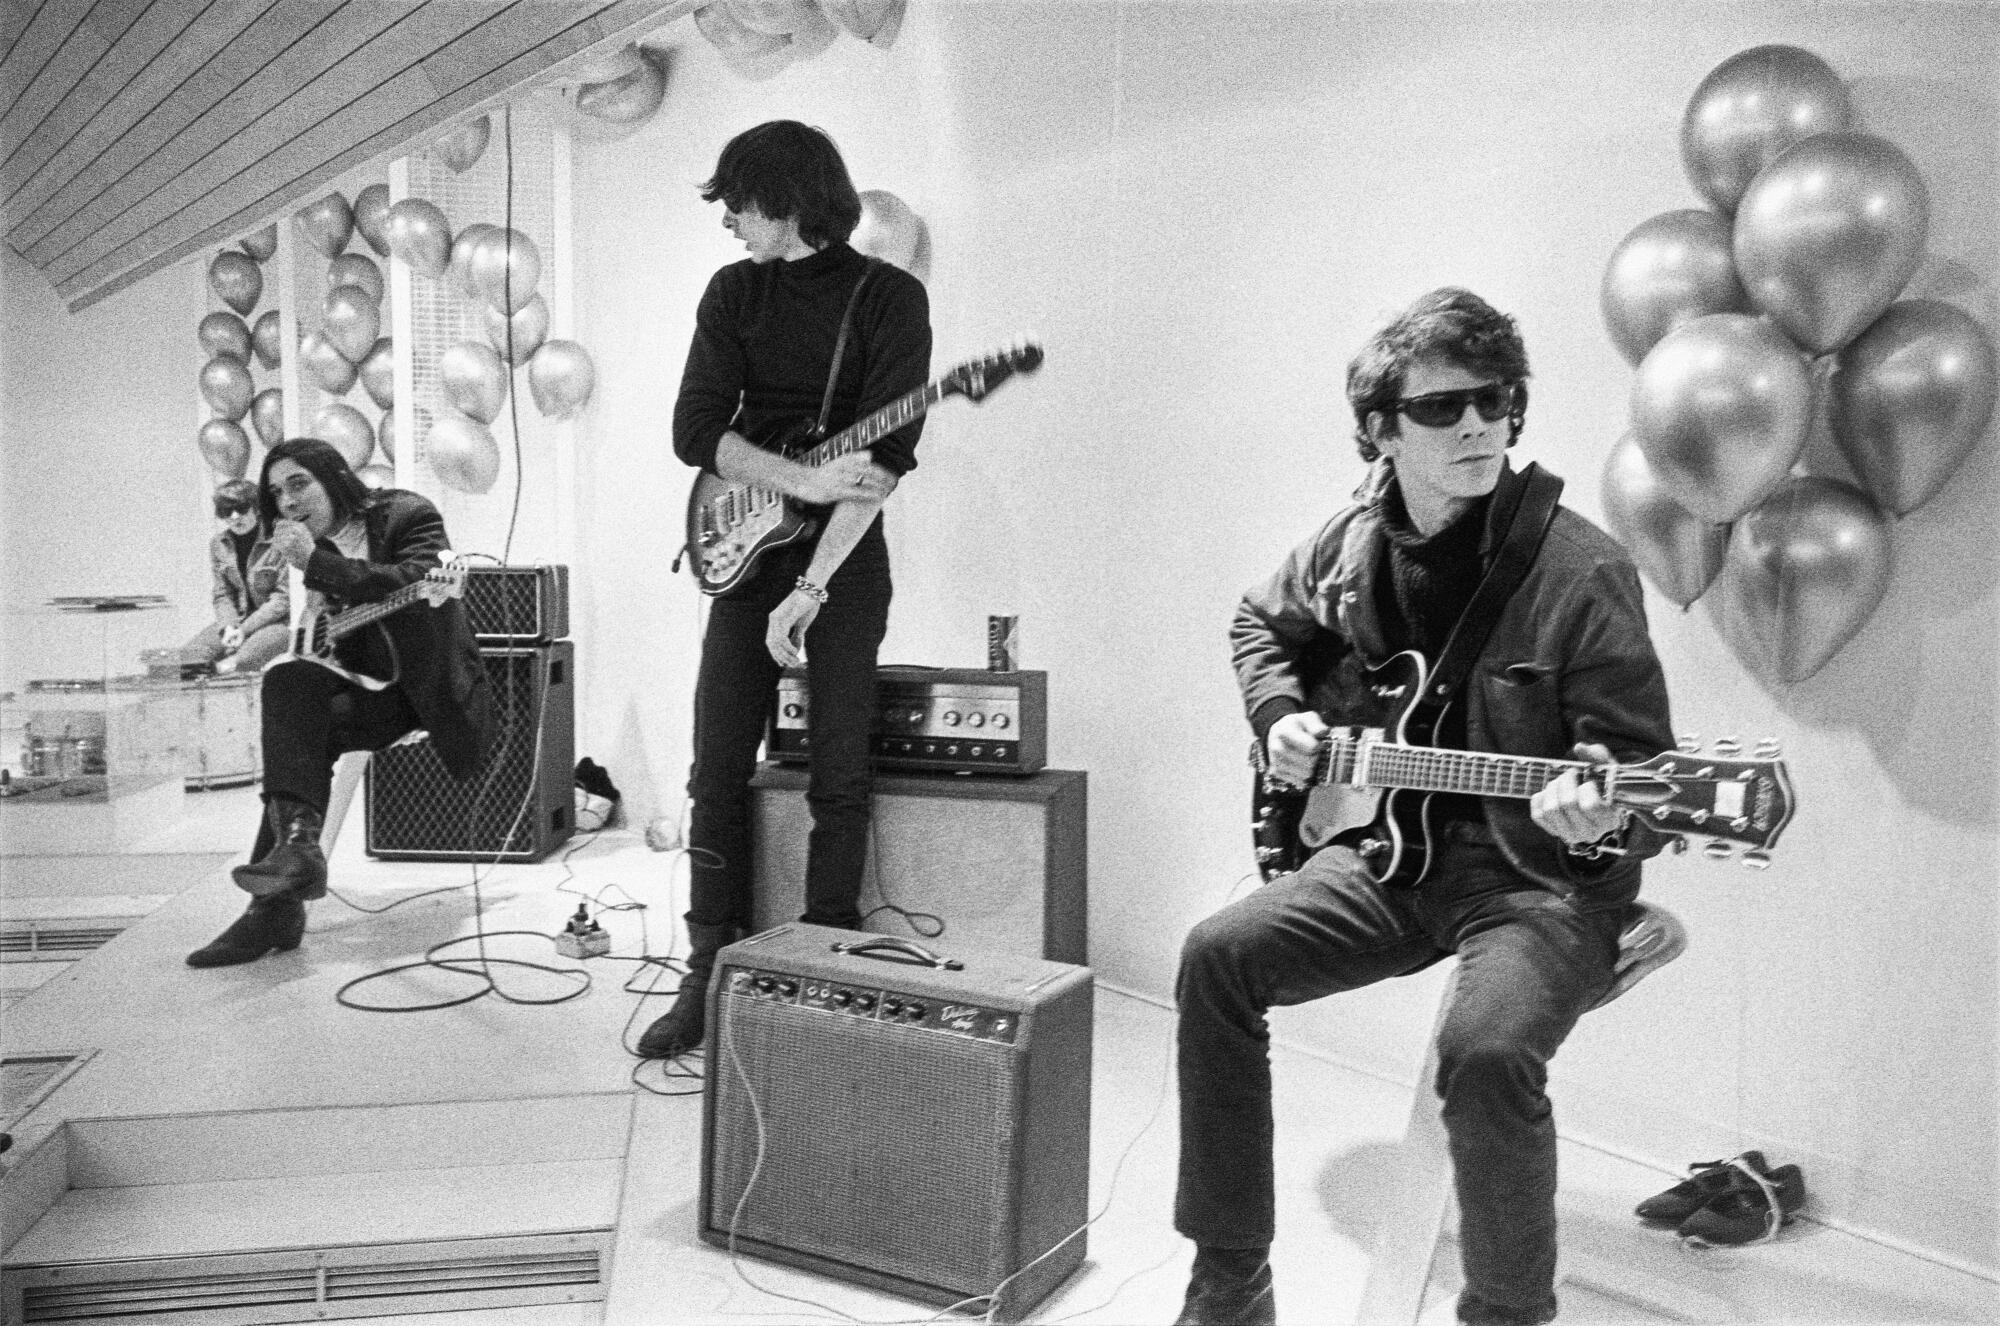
[1377,478,1492,660]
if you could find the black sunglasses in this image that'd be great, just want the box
[1391,381,1519,429]
[214,502,254,517]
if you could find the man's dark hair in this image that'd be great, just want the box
[258,438,375,532]
[212,478,258,517]
[1345,287,1531,462]
[699,120,862,250]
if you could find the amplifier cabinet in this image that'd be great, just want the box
[365,642,574,862]
[701,923,1092,1321]
[769,667,1046,776]
[749,765,1086,964]
[465,564,569,643]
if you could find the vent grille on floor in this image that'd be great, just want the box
[0,923,127,958]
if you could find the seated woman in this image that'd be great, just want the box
[182,479,289,674]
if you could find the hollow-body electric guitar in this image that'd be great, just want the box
[682,342,1044,597]
[280,559,469,692]
[1251,649,1796,886]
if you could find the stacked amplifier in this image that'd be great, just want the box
[365,564,574,862]
[768,666,1046,776]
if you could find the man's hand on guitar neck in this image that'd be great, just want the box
[1265,710,1331,788]
[713,433,898,505]
[1530,742,1625,851]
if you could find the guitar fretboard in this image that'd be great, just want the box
[702,382,945,527]
[1334,740,1586,800]
[326,580,431,641]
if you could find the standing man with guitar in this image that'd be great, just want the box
[638,121,931,1058]
[1173,289,1675,1325]
[187,439,494,968]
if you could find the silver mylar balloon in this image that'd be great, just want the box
[377,409,396,462]
[208,251,262,315]
[564,43,643,85]
[252,310,282,369]
[352,183,392,256]
[469,228,541,314]
[199,357,254,421]
[439,341,509,423]
[1600,210,1749,366]
[314,402,376,471]
[198,311,252,363]
[239,223,278,262]
[356,462,395,489]
[822,0,904,45]
[1601,432,1729,608]
[198,419,251,478]
[1680,45,1852,215]
[1830,299,1998,515]
[300,330,358,394]
[384,198,453,279]
[572,46,669,125]
[693,1,793,75]
[359,337,395,410]
[482,295,548,366]
[252,388,284,447]
[852,190,923,271]
[1734,132,1929,355]
[1630,313,1812,523]
[435,116,490,173]
[294,192,354,259]
[528,340,596,419]
[425,413,501,494]
[327,253,384,303]
[322,286,380,364]
[445,223,497,300]
[1709,475,1891,684]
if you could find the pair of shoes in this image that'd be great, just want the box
[1679,1161,1807,1246]
[1173,1245,1275,1326]
[636,973,708,1058]
[1635,1150,1773,1222]
[186,892,308,967]
[231,799,327,900]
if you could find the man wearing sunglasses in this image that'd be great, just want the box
[1172,288,1674,1325]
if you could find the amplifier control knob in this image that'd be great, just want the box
[777,980,798,996]
[969,712,986,728]
[883,999,904,1016]
[854,994,876,1011]
[832,990,852,1007]
[754,976,776,994]
[971,745,984,757]
[994,714,1011,729]
[946,744,960,756]
[907,707,926,725]
[782,703,803,719]
[944,711,961,726]
[904,1002,927,1020]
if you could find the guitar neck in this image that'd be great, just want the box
[1337,740,1586,800]
[797,381,945,468]
[325,581,427,641]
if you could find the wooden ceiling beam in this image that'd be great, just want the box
[0,0,148,169]
[0,2,92,125]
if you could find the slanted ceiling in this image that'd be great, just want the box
[0,0,694,312]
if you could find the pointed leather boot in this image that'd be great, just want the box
[1174,1246,1275,1326]
[231,799,328,900]
[187,892,308,968]
[636,921,737,1058]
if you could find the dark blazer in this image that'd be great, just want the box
[303,489,495,780]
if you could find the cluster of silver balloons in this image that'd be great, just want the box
[294,187,399,487]
[692,0,903,79]
[1599,45,1996,684]
[198,224,282,479]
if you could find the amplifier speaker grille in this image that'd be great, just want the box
[464,565,568,643]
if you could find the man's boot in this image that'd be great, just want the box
[186,891,309,967]
[231,799,328,900]
[1174,1245,1276,1326]
[636,921,738,1058]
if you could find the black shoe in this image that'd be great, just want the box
[1679,1163,1806,1245]
[232,799,328,900]
[187,893,308,967]
[636,974,708,1057]
[1635,1150,1773,1223]
[1174,1245,1274,1326]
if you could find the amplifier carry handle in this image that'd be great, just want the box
[831,936,965,971]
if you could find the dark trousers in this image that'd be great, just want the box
[251,657,421,861]
[1174,834,1626,1320]
[686,524,891,935]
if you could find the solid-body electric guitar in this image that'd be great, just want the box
[281,559,469,691]
[1251,649,1796,886]
[682,341,1044,597]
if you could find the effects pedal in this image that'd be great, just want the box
[555,906,610,959]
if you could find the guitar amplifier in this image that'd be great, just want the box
[464,564,568,643]
[701,923,1092,1321]
[768,666,1047,775]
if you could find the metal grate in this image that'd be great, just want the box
[464,564,570,642]
[0,924,127,958]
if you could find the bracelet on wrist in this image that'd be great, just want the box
[793,575,829,604]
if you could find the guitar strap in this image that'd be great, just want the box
[1416,461,1565,712]
[811,258,882,440]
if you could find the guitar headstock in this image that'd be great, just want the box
[941,338,1044,403]
[419,556,470,606]
[1613,738,1796,867]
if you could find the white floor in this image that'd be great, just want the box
[1,784,1994,1326]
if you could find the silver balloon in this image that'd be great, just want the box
[439,341,509,423]
[353,183,392,256]
[199,356,254,421]
[384,198,453,279]
[528,340,596,419]
[572,46,668,124]
[1630,313,1812,523]
[198,419,250,478]
[1830,299,1998,515]
[1709,476,1891,684]
[294,193,354,259]
[322,286,381,364]
[693,1,793,74]
[470,228,541,314]
[1601,432,1730,608]
[327,253,385,303]
[208,251,262,315]
[821,0,904,46]
[482,295,548,365]
[359,337,395,410]
[1734,132,1929,355]
[239,224,278,262]
[723,0,836,56]
[252,388,284,447]
[198,311,252,364]
[300,330,358,394]
[377,409,396,463]
[564,43,643,85]
[356,462,395,489]
[252,310,282,369]
[425,413,501,494]
[1600,210,1749,366]
[314,401,376,471]
[1680,45,1853,214]
[435,116,490,173]
[852,190,924,272]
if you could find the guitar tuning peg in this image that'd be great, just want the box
[1741,850,1773,871]
[1754,738,1783,758]
[1675,733,1701,753]
[1701,839,1734,860]
[1712,736,1742,756]
[1668,836,1688,855]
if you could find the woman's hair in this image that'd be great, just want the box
[212,478,258,517]
[699,120,862,250]
[257,438,374,531]
[1345,287,1531,462]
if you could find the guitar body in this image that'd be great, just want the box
[283,607,397,691]
[272,560,467,692]
[683,429,822,599]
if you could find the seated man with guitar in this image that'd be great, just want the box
[1174,289,1675,1326]
[188,438,494,968]
[638,120,932,1058]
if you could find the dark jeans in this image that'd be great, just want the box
[1174,832,1626,1321]
[686,522,891,938]
[251,658,422,860]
